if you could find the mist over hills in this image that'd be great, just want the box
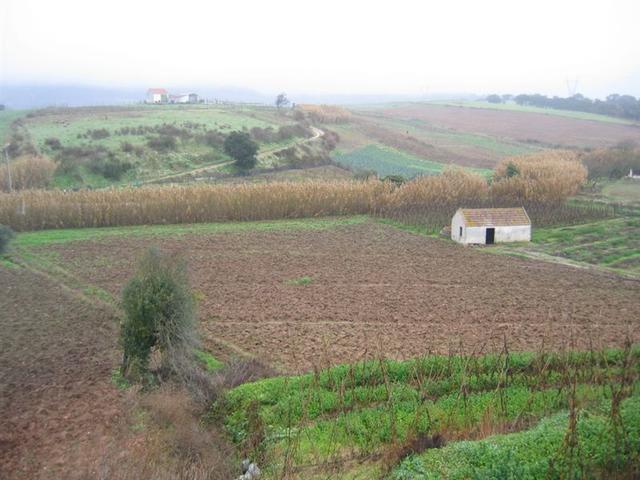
[0,84,479,109]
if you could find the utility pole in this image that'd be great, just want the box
[3,144,12,192]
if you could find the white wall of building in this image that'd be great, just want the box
[451,211,531,245]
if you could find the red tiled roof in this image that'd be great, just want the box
[458,207,531,227]
[147,88,167,94]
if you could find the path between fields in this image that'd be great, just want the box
[141,125,324,185]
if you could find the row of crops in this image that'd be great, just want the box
[332,144,491,179]
[216,347,640,479]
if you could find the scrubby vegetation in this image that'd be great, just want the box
[582,141,640,180]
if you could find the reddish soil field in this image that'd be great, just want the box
[41,221,640,373]
[382,104,640,148]
[0,267,126,479]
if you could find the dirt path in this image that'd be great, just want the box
[0,267,126,479]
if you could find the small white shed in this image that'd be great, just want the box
[451,207,531,245]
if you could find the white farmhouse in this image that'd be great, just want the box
[629,168,640,179]
[146,88,168,104]
[451,207,531,245]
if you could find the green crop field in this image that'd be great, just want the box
[333,144,492,179]
[428,100,637,125]
[218,348,640,479]
[493,217,640,277]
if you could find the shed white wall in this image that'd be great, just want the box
[451,211,465,242]
[451,211,531,245]
[495,225,531,242]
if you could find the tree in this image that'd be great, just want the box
[224,131,258,170]
[120,248,197,380]
[275,92,290,109]
[486,94,503,104]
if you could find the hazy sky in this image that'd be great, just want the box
[2,0,640,98]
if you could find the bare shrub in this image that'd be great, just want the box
[0,155,57,191]
[491,150,587,205]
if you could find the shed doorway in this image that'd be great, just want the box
[485,228,495,244]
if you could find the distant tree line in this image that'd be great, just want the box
[485,93,640,120]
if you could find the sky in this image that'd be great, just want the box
[1,0,640,99]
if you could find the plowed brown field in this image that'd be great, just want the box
[381,104,640,148]
[0,267,126,479]
[38,221,639,373]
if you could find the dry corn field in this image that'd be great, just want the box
[0,151,589,231]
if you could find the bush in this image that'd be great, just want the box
[88,128,110,140]
[0,224,15,255]
[224,131,259,170]
[44,137,62,150]
[120,248,198,381]
[147,135,177,152]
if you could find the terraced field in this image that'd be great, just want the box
[220,348,640,478]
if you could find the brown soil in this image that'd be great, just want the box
[381,104,640,148]
[0,267,127,479]
[43,221,640,373]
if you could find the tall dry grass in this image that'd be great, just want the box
[0,180,392,231]
[491,150,587,205]
[0,150,596,232]
[0,155,57,192]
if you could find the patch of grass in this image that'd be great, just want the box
[195,350,224,372]
[111,368,132,390]
[83,285,114,303]
[14,216,369,247]
[286,275,313,286]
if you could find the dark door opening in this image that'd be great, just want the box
[485,228,495,245]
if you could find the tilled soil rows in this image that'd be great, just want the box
[0,267,125,479]
[46,222,639,372]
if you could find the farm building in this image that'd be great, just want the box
[629,168,640,179]
[146,88,168,104]
[169,93,199,104]
[451,207,531,245]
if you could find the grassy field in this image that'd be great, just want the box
[333,144,492,178]
[11,105,308,188]
[427,100,638,125]
[0,109,27,143]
